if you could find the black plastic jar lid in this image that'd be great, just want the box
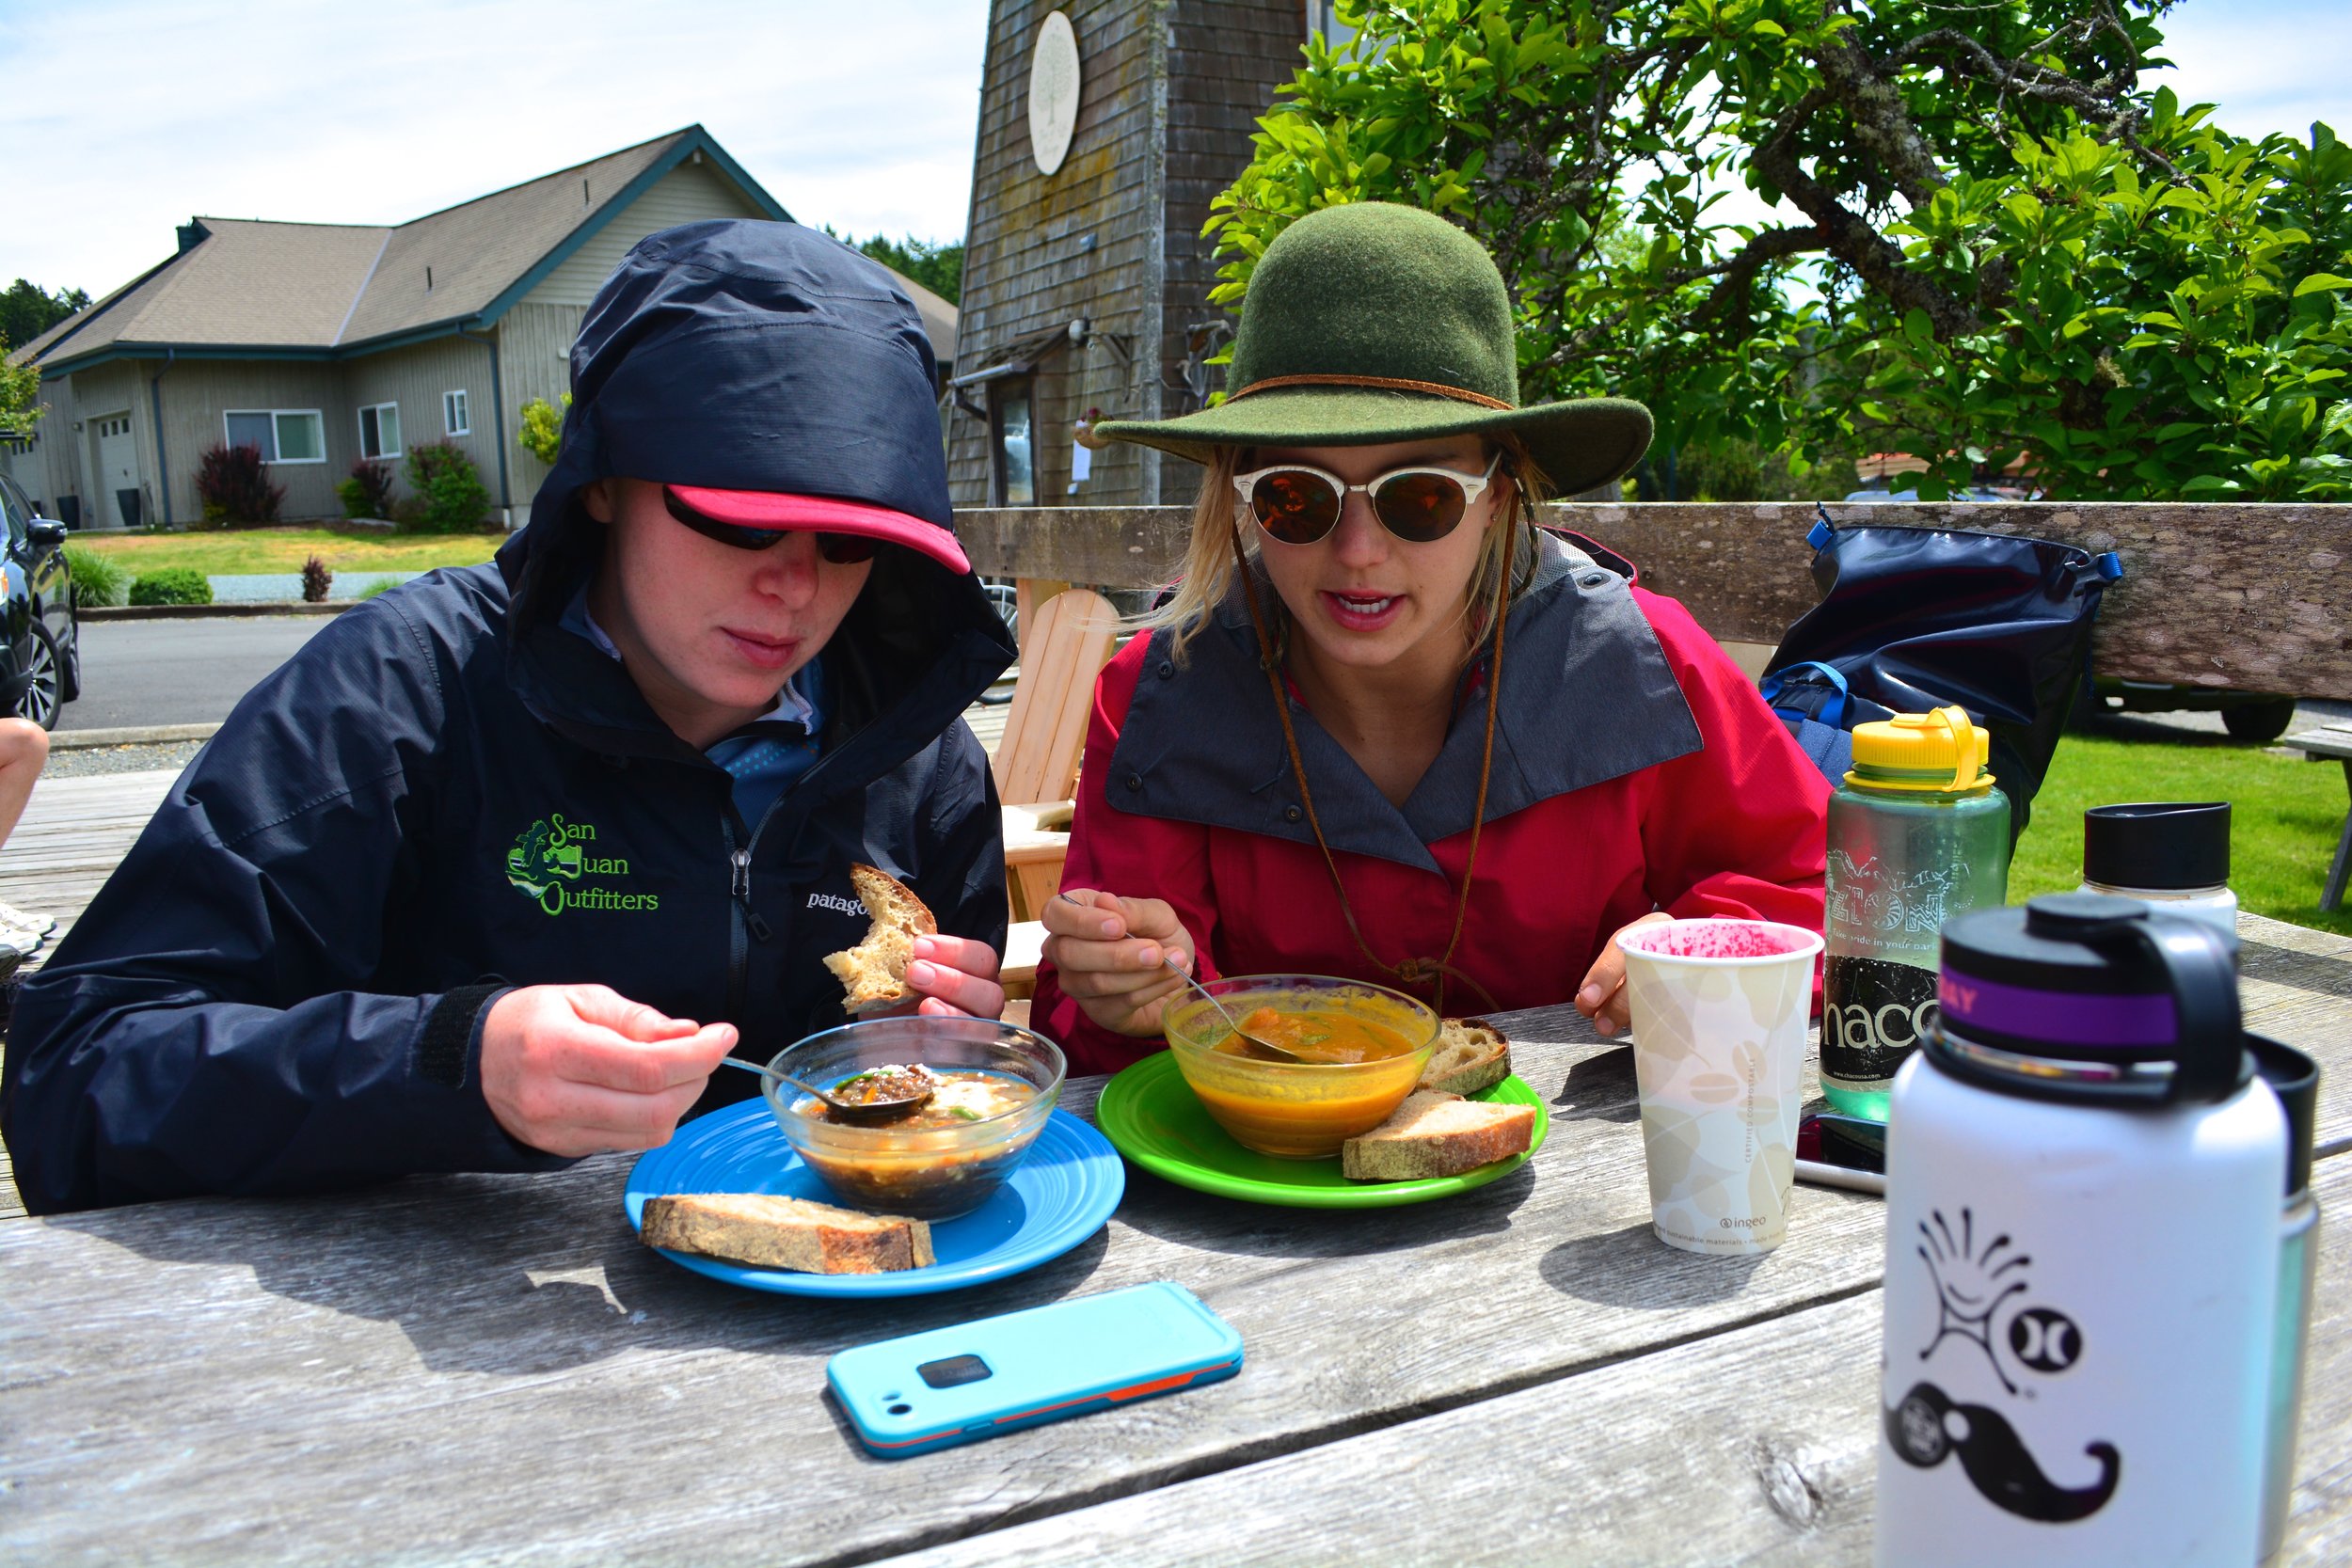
[2249,1034,2318,1197]
[2083,801,2231,891]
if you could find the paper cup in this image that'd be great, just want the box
[1616,918,1824,1256]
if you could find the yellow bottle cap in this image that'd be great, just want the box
[1846,705,1995,793]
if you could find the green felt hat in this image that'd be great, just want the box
[1097,201,1652,495]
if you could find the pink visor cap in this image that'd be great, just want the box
[664,484,971,576]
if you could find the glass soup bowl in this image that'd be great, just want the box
[762,1016,1065,1221]
[1162,974,1440,1159]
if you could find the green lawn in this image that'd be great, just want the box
[2010,729,2350,937]
[70,526,501,577]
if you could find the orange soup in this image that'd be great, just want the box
[1218,1006,1418,1065]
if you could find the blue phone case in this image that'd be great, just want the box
[827,1281,1244,1457]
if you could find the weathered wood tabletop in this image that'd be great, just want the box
[3,911,2347,1567]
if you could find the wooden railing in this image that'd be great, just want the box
[956,501,2352,700]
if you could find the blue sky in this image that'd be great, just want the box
[2,0,2345,305]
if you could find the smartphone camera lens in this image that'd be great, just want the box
[918,1354,994,1389]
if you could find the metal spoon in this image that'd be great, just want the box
[716,1055,936,1124]
[1051,891,1310,1062]
[1155,957,1315,1063]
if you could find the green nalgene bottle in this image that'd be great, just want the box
[1821,706,2010,1120]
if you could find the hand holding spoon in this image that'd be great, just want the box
[1050,892,1309,1063]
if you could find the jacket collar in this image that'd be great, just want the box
[1106,531,1701,873]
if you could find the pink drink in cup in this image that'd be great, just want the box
[1615,918,1824,1256]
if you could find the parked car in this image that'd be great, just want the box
[0,473,81,730]
[1839,483,2299,743]
[1843,483,2025,503]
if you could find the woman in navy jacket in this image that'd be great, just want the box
[3,221,1018,1212]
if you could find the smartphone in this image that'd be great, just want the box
[1794,1111,1888,1196]
[827,1281,1244,1458]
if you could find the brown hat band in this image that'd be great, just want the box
[1226,372,1515,411]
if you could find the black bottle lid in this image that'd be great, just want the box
[1931,894,2248,1106]
[2083,801,2231,891]
[2249,1035,2319,1197]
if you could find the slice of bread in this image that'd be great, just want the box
[1419,1017,1512,1096]
[640,1193,936,1274]
[823,863,939,1010]
[1342,1091,1536,1181]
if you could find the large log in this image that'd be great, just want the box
[955,501,2352,698]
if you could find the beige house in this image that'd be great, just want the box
[6,126,957,530]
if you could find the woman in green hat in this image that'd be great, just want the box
[1033,202,1829,1075]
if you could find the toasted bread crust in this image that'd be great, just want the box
[823,863,940,1010]
[1418,1017,1512,1096]
[1342,1091,1536,1180]
[640,1193,936,1273]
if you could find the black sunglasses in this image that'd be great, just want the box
[661,487,879,564]
[1233,451,1504,546]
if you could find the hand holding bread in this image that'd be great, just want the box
[824,863,1006,1021]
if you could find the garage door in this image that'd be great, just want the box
[96,413,137,527]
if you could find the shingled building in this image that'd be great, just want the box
[946,2,1312,510]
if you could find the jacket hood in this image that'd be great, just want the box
[504,218,956,631]
[492,218,1009,779]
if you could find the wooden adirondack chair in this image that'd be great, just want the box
[993,586,1120,926]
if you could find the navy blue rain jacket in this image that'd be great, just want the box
[2,221,1017,1212]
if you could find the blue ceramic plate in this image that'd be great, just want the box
[625,1100,1124,1297]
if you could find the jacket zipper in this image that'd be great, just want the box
[722,799,786,1025]
[723,817,751,1023]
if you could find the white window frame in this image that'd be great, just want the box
[222,408,325,465]
[358,402,403,461]
[442,388,470,437]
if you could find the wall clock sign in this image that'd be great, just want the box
[1028,9,1081,177]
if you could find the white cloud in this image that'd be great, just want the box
[2146,0,2352,141]
[6,0,2340,308]
[0,0,991,298]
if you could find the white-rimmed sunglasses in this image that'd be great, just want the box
[1233,451,1504,545]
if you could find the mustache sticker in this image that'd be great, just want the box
[1884,1381,2121,1524]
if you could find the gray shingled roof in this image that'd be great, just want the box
[16,127,958,373]
[14,220,391,362]
[337,135,685,344]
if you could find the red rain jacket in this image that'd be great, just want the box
[1033,537,1829,1076]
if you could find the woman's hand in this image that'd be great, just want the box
[903,934,1007,1021]
[481,984,739,1157]
[1575,911,1675,1037]
[1041,887,1198,1038]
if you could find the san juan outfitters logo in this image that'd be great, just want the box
[504,815,657,915]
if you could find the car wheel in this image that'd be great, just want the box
[12,622,62,732]
[2221,697,2297,744]
[980,576,1019,646]
[56,611,81,704]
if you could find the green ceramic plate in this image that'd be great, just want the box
[1093,1053,1549,1209]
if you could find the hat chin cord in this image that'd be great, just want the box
[1226,509,1517,1016]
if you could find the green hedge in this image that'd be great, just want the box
[63,546,129,609]
[128,567,215,607]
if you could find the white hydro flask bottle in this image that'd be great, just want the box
[1876,894,2288,1566]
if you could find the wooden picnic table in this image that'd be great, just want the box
[3,910,2347,1565]
[2285,720,2352,912]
